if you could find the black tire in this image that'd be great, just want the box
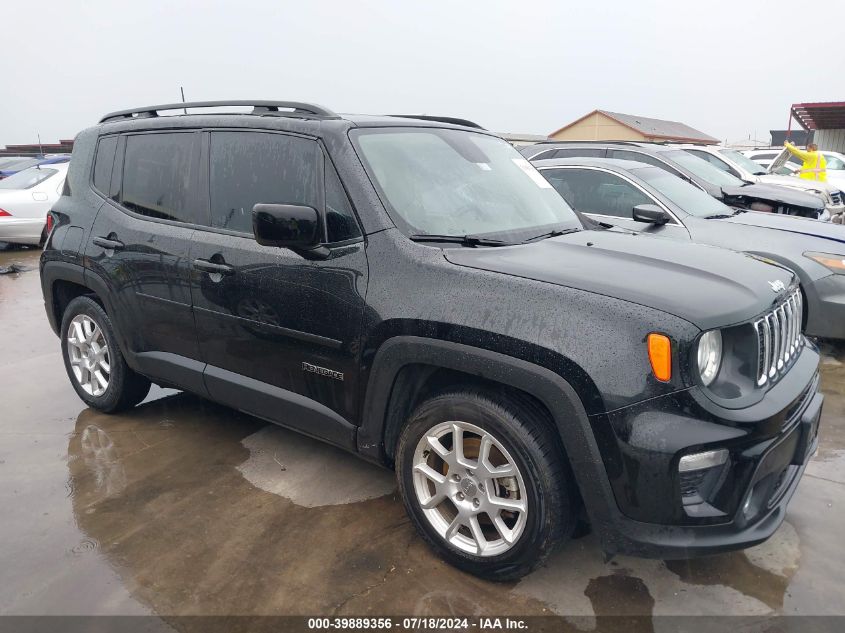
[60,296,151,412]
[395,389,576,581]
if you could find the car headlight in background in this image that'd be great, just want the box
[804,251,845,275]
[697,330,722,386]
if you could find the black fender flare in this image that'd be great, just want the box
[40,260,86,335]
[356,336,619,528]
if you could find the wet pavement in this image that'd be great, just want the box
[1,246,844,625]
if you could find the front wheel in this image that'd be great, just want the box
[396,390,576,580]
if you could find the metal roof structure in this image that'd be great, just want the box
[550,109,718,144]
[790,101,845,130]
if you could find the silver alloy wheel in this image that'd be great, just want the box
[66,314,111,397]
[412,420,528,556]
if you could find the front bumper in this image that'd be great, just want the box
[585,343,822,559]
[805,273,845,340]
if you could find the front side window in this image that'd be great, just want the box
[718,148,767,175]
[659,150,744,188]
[209,131,319,234]
[686,149,734,174]
[324,158,361,242]
[0,166,57,190]
[634,166,731,217]
[353,128,581,239]
[608,149,682,176]
[121,133,199,223]
[542,168,652,218]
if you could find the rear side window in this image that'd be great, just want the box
[120,133,199,223]
[209,131,319,234]
[609,149,682,176]
[92,136,118,195]
[554,148,605,158]
[324,159,361,242]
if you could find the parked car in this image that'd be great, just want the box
[0,155,70,180]
[530,155,845,340]
[678,144,844,220]
[0,163,68,245]
[744,148,845,192]
[521,142,827,220]
[42,101,822,580]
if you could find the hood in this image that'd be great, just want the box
[444,230,794,330]
[721,182,825,212]
[766,148,791,175]
[758,173,832,195]
[720,211,845,245]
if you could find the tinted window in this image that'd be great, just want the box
[685,149,734,174]
[92,136,118,194]
[660,149,744,187]
[542,168,652,218]
[0,167,57,190]
[634,167,730,217]
[209,131,318,234]
[121,133,199,223]
[553,148,605,158]
[324,159,361,242]
[608,149,680,174]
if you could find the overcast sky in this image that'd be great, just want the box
[3,0,841,146]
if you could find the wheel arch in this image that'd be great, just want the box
[357,336,617,527]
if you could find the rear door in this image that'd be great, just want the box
[84,131,205,392]
[189,130,367,443]
[540,166,691,239]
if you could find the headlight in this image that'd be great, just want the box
[804,251,845,275]
[697,330,722,386]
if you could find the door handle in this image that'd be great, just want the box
[93,236,124,250]
[193,258,235,275]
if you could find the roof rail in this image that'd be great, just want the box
[534,140,644,146]
[99,100,339,124]
[389,114,485,130]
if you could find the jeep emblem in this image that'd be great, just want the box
[769,280,786,293]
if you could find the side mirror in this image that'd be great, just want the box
[632,204,670,225]
[253,203,320,249]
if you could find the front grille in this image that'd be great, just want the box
[753,289,803,387]
[831,191,843,206]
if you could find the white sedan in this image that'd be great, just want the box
[0,163,68,246]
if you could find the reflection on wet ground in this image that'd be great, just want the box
[1,246,844,623]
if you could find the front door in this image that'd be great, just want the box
[540,166,691,240]
[85,131,205,393]
[189,130,367,444]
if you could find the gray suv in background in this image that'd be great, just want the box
[521,142,827,220]
[531,156,845,340]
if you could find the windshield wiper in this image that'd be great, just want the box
[408,234,513,247]
[520,227,582,243]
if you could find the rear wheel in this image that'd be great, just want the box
[60,296,151,412]
[396,390,575,580]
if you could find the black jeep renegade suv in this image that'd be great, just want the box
[41,101,823,580]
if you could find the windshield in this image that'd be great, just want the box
[353,128,582,240]
[0,166,57,190]
[823,153,845,171]
[634,166,733,217]
[718,148,766,175]
[662,150,744,188]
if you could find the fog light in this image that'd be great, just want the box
[679,448,729,472]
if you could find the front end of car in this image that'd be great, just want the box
[590,284,822,558]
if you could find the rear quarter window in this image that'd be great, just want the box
[92,136,118,195]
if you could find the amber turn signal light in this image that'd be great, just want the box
[648,333,672,382]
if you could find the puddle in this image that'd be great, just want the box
[236,425,396,507]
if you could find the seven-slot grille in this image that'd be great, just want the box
[831,190,844,206]
[753,289,803,387]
